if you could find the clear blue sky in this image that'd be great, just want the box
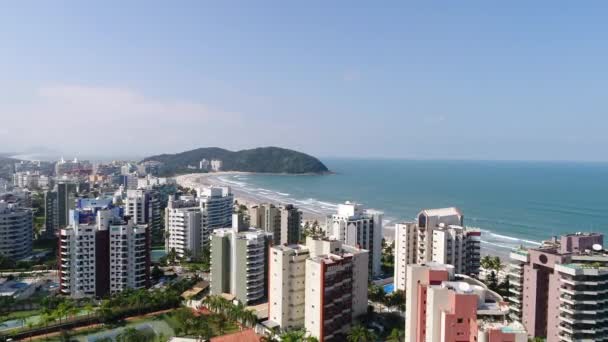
[1,1,607,161]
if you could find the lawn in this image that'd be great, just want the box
[0,309,40,323]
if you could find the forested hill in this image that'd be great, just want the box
[142,147,329,175]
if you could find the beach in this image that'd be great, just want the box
[175,172,513,260]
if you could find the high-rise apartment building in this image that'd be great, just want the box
[210,214,272,304]
[0,201,33,260]
[405,263,525,342]
[250,203,302,245]
[199,187,233,241]
[266,237,369,342]
[125,189,161,232]
[164,187,233,258]
[56,181,78,228]
[327,202,382,277]
[394,207,480,291]
[59,210,150,298]
[165,196,202,258]
[44,190,58,237]
[508,232,606,342]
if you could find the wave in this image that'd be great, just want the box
[206,174,543,256]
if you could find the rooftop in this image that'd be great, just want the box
[421,207,462,217]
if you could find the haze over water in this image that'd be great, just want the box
[216,159,608,255]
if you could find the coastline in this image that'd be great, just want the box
[174,172,513,260]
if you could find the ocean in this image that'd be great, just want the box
[209,159,608,256]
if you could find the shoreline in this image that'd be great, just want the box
[175,173,514,260]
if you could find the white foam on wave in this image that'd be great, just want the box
[209,174,542,254]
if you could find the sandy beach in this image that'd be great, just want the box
[174,173,510,260]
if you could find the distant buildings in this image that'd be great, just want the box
[405,263,525,342]
[136,175,173,189]
[508,232,607,342]
[327,202,382,277]
[394,207,480,291]
[55,157,92,176]
[250,203,302,245]
[0,201,33,260]
[265,237,369,341]
[199,159,223,172]
[13,171,49,189]
[59,210,150,298]
[210,214,272,304]
[210,159,222,172]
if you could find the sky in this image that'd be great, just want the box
[1,2,608,161]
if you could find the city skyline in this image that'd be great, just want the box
[2,2,608,161]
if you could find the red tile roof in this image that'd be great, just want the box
[210,329,261,342]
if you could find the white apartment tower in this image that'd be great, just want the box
[199,187,233,242]
[327,202,382,277]
[165,187,233,258]
[124,189,161,231]
[394,207,481,291]
[60,210,150,298]
[165,196,202,258]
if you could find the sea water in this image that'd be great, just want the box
[212,159,608,255]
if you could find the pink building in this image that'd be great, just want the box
[405,263,526,342]
[508,232,606,341]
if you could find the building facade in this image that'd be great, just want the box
[59,210,150,298]
[508,232,607,342]
[56,181,78,228]
[394,207,480,291]
[210,214,272,304]
[250,203,302,245]
[165,196,202,258]
[0,201,33,260]
[44,190,58,237]
[266,237,368,342]
[327,202,382,277]
[125,189,161,232]
[199,187,233,244]
[405,263,525,342]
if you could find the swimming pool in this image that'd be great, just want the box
[383,283,395,294]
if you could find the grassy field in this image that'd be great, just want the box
[0,309,40,323]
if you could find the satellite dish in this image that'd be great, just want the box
[592,244,603,251]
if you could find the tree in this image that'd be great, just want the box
[347,325,377,342]
[480,255,492,271]
[116,327,153,342]
[485,270,499,291]
[368,284,385,302]
[387,328,404,342]
[151,265,164,282]
[280,329,318,342]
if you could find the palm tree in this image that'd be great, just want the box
[280,329,306,342]
[347,325,377,342]
[480,255,492,271]
[241,309,258,328]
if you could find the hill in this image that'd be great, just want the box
[142,147,329,175]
